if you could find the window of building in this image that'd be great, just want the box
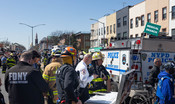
[123,32,127,39]
[154,10,158,22]
[172,6,175,19]
[107,26,109,35]
[162,7,167,20]
[113,24,115,33]
[130,35,133,38]
[110,25,112,34]
[99,28,100,35]
[104,27,106,35]
[162,28,166,32]
[123,16,127,26]
[101,28,103,35]
[141,15,144,26]
[135,34,138,38]
[147,13,151,22]
[172,29,175,35]
[130,19,133,29]
[117,33,121,40]
[117,18,121,27]
[85,36,89,40]
[136,17,139,27]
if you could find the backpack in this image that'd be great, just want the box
[156,76,173,100]
[56,64,69,100]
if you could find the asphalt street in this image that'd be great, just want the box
[0,67,9,104]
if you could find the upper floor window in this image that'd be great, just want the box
[136,17,139,27]
[117,18,121,27]
[99,28,100,35]
[154,10,158,22]
[147,13,151,22]
[123,32,127,39]
[113,24,115,33]
[110,25,112,34]
[172,6,175,19]
[162,7,167,20]
[123,16,127,26]
[101,27,103,35]
[141,15,144,26]
[130,19,133,29]
[107,26,109,35]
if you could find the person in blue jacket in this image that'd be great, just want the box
[156,61,175,104]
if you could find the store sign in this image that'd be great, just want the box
[144,22,161,36]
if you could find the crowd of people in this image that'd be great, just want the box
[0,47,111,104]
[0,47,175,104]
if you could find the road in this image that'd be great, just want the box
[0,67,9,104]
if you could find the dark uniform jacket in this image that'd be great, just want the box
[148,65,161,87]
[89,65,110,94]
[57,64,79,104]
[5,61,49,104]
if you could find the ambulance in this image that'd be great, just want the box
[101,37,175,91]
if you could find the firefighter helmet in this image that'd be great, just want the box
[61,47,77,57]
[92,52,104,61]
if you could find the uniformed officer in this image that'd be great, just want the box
[75,54,98,103]
[56,47,82,104]
[5,51,49,104]
[43,50,63,104]
[6,53,16,69]
[88,52,111,95]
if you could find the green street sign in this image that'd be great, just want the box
[144,22,161,36]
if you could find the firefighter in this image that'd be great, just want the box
[56,47,82,104]
[43,50,63,104]
[7,53,16,69]
[1,55,7,73]
[88,52,111,95]
[43,53,48,69]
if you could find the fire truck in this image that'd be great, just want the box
[101,37,175,91]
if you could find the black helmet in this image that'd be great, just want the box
[163,61,175,70]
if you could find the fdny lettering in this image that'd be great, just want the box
[9,72,28,84]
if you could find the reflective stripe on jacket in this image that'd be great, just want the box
[43,62,62,103]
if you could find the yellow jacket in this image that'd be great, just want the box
[43,61,62,103]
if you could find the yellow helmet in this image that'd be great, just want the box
[92,52,104,61]
[10,53,13,56]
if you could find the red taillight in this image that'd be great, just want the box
[110,70,112,73]
[131,65,138,69]
[110,43,112,47]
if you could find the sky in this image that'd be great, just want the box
[0,0,144,50]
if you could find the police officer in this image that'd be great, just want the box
[5,51,49,104]
[148,58,162,87]
[75,54,98,103]
[43,50,63,104]
[56,47,82,104]
[89,52,111,95]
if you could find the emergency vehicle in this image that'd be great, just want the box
[101,37,175,91]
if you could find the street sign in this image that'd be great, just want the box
[144,22,161,36]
